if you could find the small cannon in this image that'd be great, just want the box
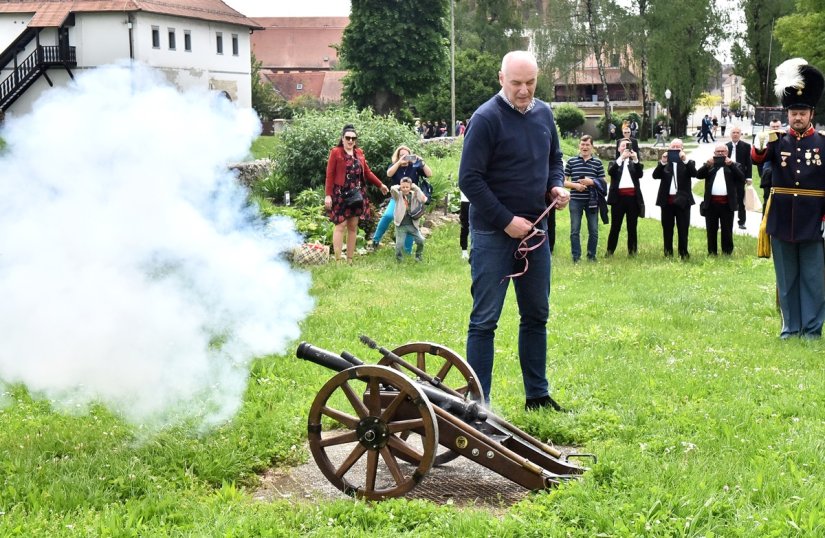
[296,336,594,501]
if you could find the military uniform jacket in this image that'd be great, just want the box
[758,127,825,242]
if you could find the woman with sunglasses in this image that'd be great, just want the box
[325,124,389,262]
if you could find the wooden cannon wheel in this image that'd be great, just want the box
[307,365,438,500]
[382,342,483,466]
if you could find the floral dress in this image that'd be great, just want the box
[329,153,370,224]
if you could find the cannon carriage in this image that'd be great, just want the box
[296,336,594,501]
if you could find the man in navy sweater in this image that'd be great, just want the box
[458,50,569,411]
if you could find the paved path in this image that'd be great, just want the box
[637,137,763,239]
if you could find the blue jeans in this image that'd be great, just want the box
[466,227,551,402]
[569,198,599,261]
[372,198,413,253]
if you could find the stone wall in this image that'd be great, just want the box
[594,143,665,162]
[230,159,275,188]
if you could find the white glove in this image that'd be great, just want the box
[754,132,769,152]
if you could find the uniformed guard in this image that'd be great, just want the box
[753,58,825,339]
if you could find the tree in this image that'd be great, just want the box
[250,53,289,121]
[646,0,726,136]
[454,0,528,58]
[412,49,501,122]
[340,0,448,115]
[774,0,825,124]
[731,0,795,107]
[773,0,825,72]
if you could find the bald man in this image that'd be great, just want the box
[459,50,569,411]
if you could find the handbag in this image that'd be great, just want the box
[341,185,363,209]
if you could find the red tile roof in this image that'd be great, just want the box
[0,0,261,29]
[263,70,345,102]
[251,17,348,70]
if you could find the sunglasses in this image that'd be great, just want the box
[344,135,357,141]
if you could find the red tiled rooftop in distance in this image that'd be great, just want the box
[0,0,260,28]
[251,17,349,70]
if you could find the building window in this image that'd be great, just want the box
[168,28,176,50]
[151,26,160,49]
[216,32,223,54]
[184,30,191,52]
[232,34,239,56]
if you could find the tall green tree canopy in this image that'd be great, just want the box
[774,0,825,69]
[412,49,500,122]
[340,0,448,115]
[454,0,528,58]
[646,0,726,136]
[731,0,795,107]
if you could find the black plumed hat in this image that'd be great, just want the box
[774,58,824,109]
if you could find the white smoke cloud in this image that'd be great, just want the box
[0,63,313,430]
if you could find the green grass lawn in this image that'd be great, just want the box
[1,210,823,536]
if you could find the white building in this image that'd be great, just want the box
[0,0,260,116]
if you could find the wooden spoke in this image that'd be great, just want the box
[416,350,426,371]
[340,380,369,419]
[321,406,359,428]
[365,449,378,493]
[366,376,382,416]
[435,359,453,383]
[319,430,359,448]
[388,418,425,434]
[380,392,407,422]
[335,443,367,479]
[387,435,424,462]
[380,446,406,485]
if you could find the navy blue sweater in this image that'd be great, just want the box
[458,95,564,232]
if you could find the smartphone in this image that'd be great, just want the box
[667,149,681,164]
[713,156,726,167]
[404,154,417,162]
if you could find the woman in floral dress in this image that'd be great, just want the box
[324,124,388,262]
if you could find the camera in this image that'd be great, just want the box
[404,154,417,162]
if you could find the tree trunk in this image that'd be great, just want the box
[584,0,611,139]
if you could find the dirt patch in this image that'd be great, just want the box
[252,440,582,509]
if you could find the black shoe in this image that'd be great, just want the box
[525,395,566,412]
[738,224,746,230]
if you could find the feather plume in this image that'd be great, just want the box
[774,58,808,98]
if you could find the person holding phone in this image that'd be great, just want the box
[371,145,432,251]
[606,139,644,256]
[563,134,606,262]
[653,139,697,259]
[696,144,745,255]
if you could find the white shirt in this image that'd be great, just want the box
[670,162,678,195]
[710,168,728,196]
[616,158,636,189]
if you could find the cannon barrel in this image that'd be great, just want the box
[296,341,355,372]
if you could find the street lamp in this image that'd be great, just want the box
[664,88,672,138]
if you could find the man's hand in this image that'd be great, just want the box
[504,216,535,238]
[549,186,570,209]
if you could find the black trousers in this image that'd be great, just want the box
[459,201,470,250]
[606,196,640,255]
[736,182,746,226]
[706,201,735,254]
[660,203,691,257]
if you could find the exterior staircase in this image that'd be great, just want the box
[0,27,76,112]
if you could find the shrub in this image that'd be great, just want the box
[552,104,586,137]
[272,107,419,199]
